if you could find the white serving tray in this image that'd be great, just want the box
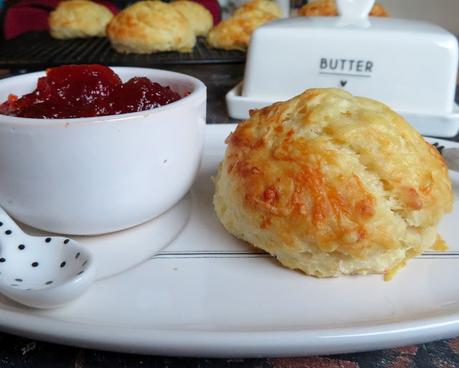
[0,124,459,358]
[227,82,459,137]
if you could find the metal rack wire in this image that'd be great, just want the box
[0,32,246,69]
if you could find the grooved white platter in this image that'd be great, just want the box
[0,124,458,358]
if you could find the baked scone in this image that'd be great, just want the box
[49,0,113,39]
[170,0,213,36]
[298,0,388,17]
[214,88,452,279]
[207,0,281,51]
[207,9,277,50]
[207,0,280,50]
[234,0,282,17]
[106,1,196,54]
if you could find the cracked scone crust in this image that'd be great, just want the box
[107,1,196,54]
[49,0,113,39]
[213,88,452,277]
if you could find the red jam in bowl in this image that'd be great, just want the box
[0,65,182,119]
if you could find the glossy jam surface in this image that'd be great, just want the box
[0,65,182,119]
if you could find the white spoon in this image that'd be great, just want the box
[0,206,95,309]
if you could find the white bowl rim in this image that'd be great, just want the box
[0,66,206,127]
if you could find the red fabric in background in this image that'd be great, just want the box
[4,0,221,40]
[4,0,118,40]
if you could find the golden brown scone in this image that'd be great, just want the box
[214,88,452,279]
[207,0,281,51]
[170,0,213,36]
[106,1,196,54]
[234,0,282,17]
[298,0,388,17]
[49,0,113,39]
[207,0,281,50]
[207,9,276,50]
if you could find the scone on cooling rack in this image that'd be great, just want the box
[213,88,452,279]
[233,0,282,17]
[170,0,213,37]
[207,0,281,51]
[106,1,196,54]
[298,0,388,17]
[49,0,114,39]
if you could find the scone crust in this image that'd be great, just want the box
[170,0,213,36]
[214,88,452,277]
[207,0,280,51]
[298,0,388,17]
[207,9,277,50]
[107,1,196,54]
[234,0,282,17]
[49,0,113,39]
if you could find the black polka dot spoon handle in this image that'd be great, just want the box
[0,206,96,309]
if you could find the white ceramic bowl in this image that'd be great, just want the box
[0,67,206,235]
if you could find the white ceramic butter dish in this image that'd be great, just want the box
[226,0,459,137]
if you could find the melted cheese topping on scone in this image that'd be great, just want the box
[213,88,452,278]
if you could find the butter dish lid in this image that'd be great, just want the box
[265,12,455,35]
[227,0,459,137]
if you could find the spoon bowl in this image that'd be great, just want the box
[0,207,95,308]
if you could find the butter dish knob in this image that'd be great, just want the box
[336,0,375,19]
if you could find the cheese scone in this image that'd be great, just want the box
[170,0,213,36]
[298,0,388,17]
[207,0,280,51]
[49,0,113,39]
[234,0,282,17]
[214,88,452,278]
[207,8,277,50]
[107,1,196,54]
